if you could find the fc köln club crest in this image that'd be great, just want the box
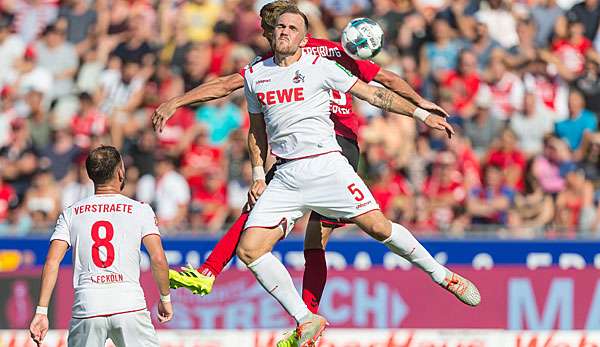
[293,70,305,83]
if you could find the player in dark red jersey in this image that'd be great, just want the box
[153,0,449,314]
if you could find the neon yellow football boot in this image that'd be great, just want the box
[169,264,215,296]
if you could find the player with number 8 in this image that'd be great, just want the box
[29,146,173,347]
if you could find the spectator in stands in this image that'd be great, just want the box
[485,128,526,191]
[227,162,251,218]
[0,15,25,88]
[510,93,554,157]
[160,20,193,73]
[565,0,600,41]
[207,21,235,77]
[230,0,262,46]
[23,169,61,231]
[0,118,37,200]
[61,164,93,209]
[419,18,464,98]
[128,128,157,178]
[577,132,600,182]
[523,58,569,122]
[39,128,80,182]
[370,163,413,223]
[180,0,222,43]
[530,0,563,48]
[5,0,58,43]
[467,164,515,228]
[463,89,503,157]
[486,55,525,120]
[532,135,572,194]
[469,19,501,71]
[555,89,598,150]
[506,18,537,69]
[444,129,481,189]
[97,58,145,116]
[111,14,156,70]
[140,153,190,230]
[70,92,108,149]
[196,98,242,146]
[0,202,32,236]
[34,24,77,100]
[6,45,53,98]
[573,59,600,116]
[550,20,595,77]
[555,165,595,234]
[440,50,481,118]
[474,0,518,49]
[0,169,16,224]
[182,43,212,92]
[509,160,555,235]
[0,86,18,148]
[57,0,97,54]
[24,90,50,151]
[189,168,228,234]
[421,151,466,231]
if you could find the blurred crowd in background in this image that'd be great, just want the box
[1,0,600,237]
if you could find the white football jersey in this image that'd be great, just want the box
[244,52,358,159]
[50,194,160,318]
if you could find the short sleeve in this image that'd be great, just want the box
[319,57,359,93]
[140,203,160,238]
[354,59,381,82]
[50,210,71,247]
[244,75,262,114]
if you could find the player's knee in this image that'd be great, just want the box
[366,219,391,241]
[236,244,264,265]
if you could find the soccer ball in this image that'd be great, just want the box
[341,18,384,60]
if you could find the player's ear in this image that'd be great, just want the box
[117,164,125,182]
[299,34,308,48]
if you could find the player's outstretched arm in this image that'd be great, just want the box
[373,69,450,118]
[349,80,455,138]
[30,240,69,346]
[143,234,173,323]
[152,73,245,133]
[248,113,268,206]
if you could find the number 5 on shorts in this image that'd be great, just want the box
[347,183,365,202]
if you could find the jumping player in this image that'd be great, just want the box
[29,146,173,347]
[155,0,449,315]
[240,8,480,346]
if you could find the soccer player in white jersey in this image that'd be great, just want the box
[241,8,481,346]
[29,146,173,347]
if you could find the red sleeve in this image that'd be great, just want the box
[312,37,381,82]
[354,59,381,83]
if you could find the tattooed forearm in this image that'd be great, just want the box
[371,88,395,112]
[350,81,418,118]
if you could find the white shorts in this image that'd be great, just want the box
[246,152,379,237]
[67,310,159,347]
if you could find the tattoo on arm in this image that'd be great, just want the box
[372,88,394,112]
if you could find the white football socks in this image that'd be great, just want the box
[383,223,447,284]
[248,252,311,323]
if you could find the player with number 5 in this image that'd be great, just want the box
[240,7,480,346]
[29,146,172,347]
